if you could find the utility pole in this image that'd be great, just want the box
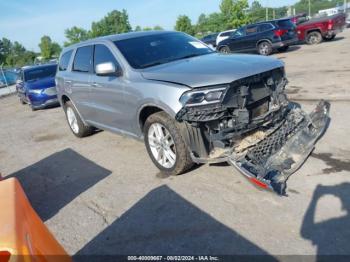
[345,0,347,14]
[308,0,311,18]
[266,7,269,21]
[273,9,276,19]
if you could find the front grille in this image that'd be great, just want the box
[246,109,304,166]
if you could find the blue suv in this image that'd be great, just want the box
[16,64,59,110]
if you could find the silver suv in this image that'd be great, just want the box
[56,31,329,195]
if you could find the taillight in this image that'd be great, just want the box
[274,29,288,37]
[0,251,11,262]
[328,20,333,30]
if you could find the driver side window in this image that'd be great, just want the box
[93,44,120,74]
[233,28,245,38]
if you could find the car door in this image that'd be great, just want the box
[227,27,246,52]
[67,45,94,119]
[243,25,260,51]
[87,43,127,132]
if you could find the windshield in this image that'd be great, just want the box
[114,32,214,69]
[24,65,57,81]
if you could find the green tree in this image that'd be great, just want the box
[175,15,194,35]
[153,25,164,30]
[134,25,142,31]
[90,9,132,37]
[0,38,13,65]
[38,36,61,60]
[220,0,250,29]
[64,26,90,46]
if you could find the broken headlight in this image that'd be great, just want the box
[179,85,228,106]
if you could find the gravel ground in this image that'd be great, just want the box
[0,30,350,259]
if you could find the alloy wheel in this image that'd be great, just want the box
[66,107,79,134]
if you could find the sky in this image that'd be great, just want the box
[0,0,298,51]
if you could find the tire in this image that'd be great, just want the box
[64,101,93,137]
[306,31,322,45]
[258,41,273,56]
[277,46,289,52]
[323,34,336,41]
[219,46,231,54]
[20,98,26,105]
[144,111,194,176]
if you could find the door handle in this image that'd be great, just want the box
[91,82,100,87]
[64,80,72,84]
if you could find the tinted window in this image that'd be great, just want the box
[73,46,93,73]
[59,50,73,71]
[24,65,57,82]
[259,23,273,32]
[246,26,258,35]
[221,31,232,37]
[277,19,295,29]
[232,28,245,37]
[94,44,119,71]
[114,32,214,69]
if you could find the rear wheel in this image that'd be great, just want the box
[258,41,272,56]
[219,46,231,54]
[277,46,289,52]
[64,101,93,137]
[144,111,194,176]
[306,31,322,45]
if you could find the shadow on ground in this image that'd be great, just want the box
[8,148,111,221]
[301,183,350,259]
[75,185,277,261]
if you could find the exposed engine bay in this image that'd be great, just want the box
[175,67,330,195]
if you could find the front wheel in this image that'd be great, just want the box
[219,46,231,54]
[144,112,194,176]
[64,101,93,137]
[306,31,322,45]
[258,41,272,56]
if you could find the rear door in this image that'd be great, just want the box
[67,45,94,119]
[88,44,127,131]
[244,25,260,50]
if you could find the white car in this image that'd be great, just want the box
[216,29,236,46]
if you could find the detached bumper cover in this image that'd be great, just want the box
[228,100,330,195]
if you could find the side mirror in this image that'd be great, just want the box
[95,62,122,77]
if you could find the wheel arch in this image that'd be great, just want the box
[60,94,88,126]
[138,104,173,134]
[256,39,272,48]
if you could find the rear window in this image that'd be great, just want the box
[221,31,232,37]
[73,46,93,73]
[59,50,73,71]
[259,23,274,32]
[277,19,295,29]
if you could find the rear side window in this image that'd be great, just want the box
[246,26,258,35]
[94,44,119,71]
[73,46,93,73]
[59,50,73,71]
[258,23,274,32]
[277,19,295,29]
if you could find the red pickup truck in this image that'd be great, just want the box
[291,13,346,45]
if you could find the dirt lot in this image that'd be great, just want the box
[1,30,350,258]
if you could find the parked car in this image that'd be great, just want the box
[16,64,59,110]
[200,33,219,48]
[56,31,329,195]
[296,13,346,44]
[217,19,298,55]
[216,29,236,46]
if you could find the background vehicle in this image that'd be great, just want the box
[200,33,219,48]
[16,64,59,110]
[296,13,346,44]
[0,177,71,261]
[217,19,298,55]
[216,29,236,46]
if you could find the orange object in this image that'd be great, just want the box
[0,178,71,262]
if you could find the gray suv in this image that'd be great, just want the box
[56,31,329,195]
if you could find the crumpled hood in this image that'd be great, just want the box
[141,53,284,88]
[26,77,55,90]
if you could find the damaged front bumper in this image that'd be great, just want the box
[176,67,330,195]
[228,100,330,195]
